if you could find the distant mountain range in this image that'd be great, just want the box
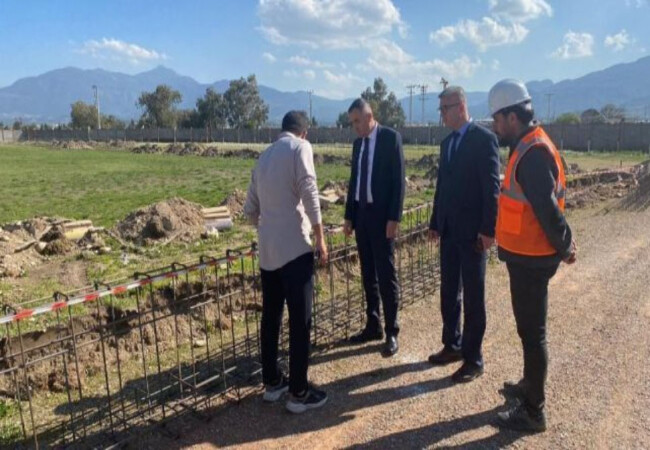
[2,56,650,125]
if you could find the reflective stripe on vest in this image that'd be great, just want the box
[496,127,566,256]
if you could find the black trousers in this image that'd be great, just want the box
[354,205,400,336]
[439,235,487,366]
[506,261,559,414]
[260,252,314,395]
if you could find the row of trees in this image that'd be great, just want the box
[554,104,627,125]
[69,75,268,130]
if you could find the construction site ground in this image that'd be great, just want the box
[136,202,650,449]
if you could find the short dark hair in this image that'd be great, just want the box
[281,110,309,135]
[498,102,535,125]
[348,98,371,114]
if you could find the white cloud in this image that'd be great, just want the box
[304,69,316,80]
[288,55,333,68]
[491,59,501,70]
[80,38,167,64]
[431,17,528,51]
[551,31,594,59]
[323,70,363,84]
[605,29,634,52]
[257,0,405,49]
[488,0,552,22]
[625,0,647,7]
[366,40,482,83]
[283,69,318,80]
[429,26,456,46]
[262,52,277,63]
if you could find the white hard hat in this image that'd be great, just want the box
[488,79,532,116]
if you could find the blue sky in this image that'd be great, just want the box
[0,0,648,98]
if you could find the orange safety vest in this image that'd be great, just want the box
[496,126,566,256]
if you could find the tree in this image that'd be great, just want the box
[224,75,269,129]
[580,108,605,124]
[70,101,98,129]
[196,88,227,129]
[336,112,351,128]
[310,116,318,127]
[360,78,406,128]
[12,120,23,130]
[600,104,625,123]
[555,113,581,124]
[176,109,202,128]
[137,85,182,128]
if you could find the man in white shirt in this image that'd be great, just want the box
[244,110,328,414]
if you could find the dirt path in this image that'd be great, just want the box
[138,203,650,449]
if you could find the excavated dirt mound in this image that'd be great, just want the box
[0,217,72,278]
[50,140,93,150]
[220,189,247,219]
[617,161,650,211]
[114,198,205,245]
[566,167,641,209]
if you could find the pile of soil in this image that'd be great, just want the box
[617,160,650,211]
[221,148,260,159]
[220,189,247,219]
[313,153,349,165]
[566,168,640,209]
[50,140,93,150]
[131,144,163,154]
[0,217,74,278]
[114,198,205,245]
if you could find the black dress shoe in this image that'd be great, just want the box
[382,336,399,357]
[349,327,383,344]
[497,403,546,433]
[428,347,462,366]
[451,362,484,383]
[500,379,526,401]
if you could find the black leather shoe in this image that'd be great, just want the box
[500,379,526,401]
[382,336,398,357]
[349,327,383,344]
[497,403,546,433]
[428,348,462,366]
[451,362,484,383]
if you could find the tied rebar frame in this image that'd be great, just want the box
[0,204,439,449]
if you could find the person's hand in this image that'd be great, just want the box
[428,229,440,246]
[343,220,353,237]
[386,221,399,239]
[563,240,577,265]
[478,233,495,251]
[315,238,328,266]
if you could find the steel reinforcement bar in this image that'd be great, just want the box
[0,204,439,449]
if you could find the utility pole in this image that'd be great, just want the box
[307,90,313,125]
[439,78,449,125]
[406,84,419,126]
[545,93,553,124]
[420,84,428,125]
[92,85,101,130]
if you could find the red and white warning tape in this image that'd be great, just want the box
[0,249,257,325]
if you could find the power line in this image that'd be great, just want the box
[405,84,419,126]
[420,84,428,125]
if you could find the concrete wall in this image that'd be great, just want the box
[0,129,22,143]
[22,123,650,152]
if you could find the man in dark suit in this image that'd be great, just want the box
[343,98,405,357]
[428,86,500,382]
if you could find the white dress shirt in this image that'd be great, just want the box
[355,122,378,203]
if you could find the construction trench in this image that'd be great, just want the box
[0,205,439,449]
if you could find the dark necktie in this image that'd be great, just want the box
[359,137,370,208]
[448,131,460,162]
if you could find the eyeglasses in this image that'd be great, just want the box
[438,102,460,113]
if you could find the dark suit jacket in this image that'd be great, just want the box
[345,125,405,227]
[430,122,500,239]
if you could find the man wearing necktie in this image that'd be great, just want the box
[428,86,501,382]
[344,98,405,357]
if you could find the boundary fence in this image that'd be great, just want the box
[20,123,650,152]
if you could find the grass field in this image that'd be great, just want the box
[0,143,437,227]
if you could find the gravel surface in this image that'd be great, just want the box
[137,203,650,449]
